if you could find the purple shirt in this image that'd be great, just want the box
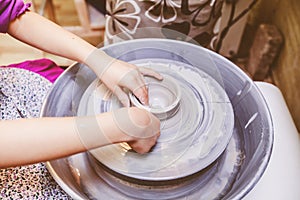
[2,58,64,83]
[0,0,31,33]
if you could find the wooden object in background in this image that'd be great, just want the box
[33,0,105,39]
[247,24,283,80]
[246,0,300,132]
[69,0,105,38]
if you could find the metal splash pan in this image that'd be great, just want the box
[41,39,273,199]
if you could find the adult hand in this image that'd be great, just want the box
[112,107,161,154]
[77,107,161,154]
[84,49,163,107]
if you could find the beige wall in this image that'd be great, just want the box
[247,0,300,131]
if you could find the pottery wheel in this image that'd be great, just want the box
[77,58,234,181]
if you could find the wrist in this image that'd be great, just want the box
[84,49,116,79]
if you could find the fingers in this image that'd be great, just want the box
[128,67,163,105]
[139,67,163,80]
[111,68,149,105]
[127,133,160,154]
[115,67,163,106]
[112,107,161,154]
[129,75,148,105]
[89,54,163,106]
[131,67,164,105]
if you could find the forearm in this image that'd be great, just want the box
[0,113,129,168]
[7,11,96,63]
[0,117,83,168]
[7,11,117,82]
[6,10,164,107]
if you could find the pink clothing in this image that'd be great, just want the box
[1,58,64,83]
[0,0,31,33]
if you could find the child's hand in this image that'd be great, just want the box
[102,59,162,107]
[112,107,161,154]
[77,107,160,154]
[85,49,163,107]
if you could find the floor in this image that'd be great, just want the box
[0,0,103,67]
